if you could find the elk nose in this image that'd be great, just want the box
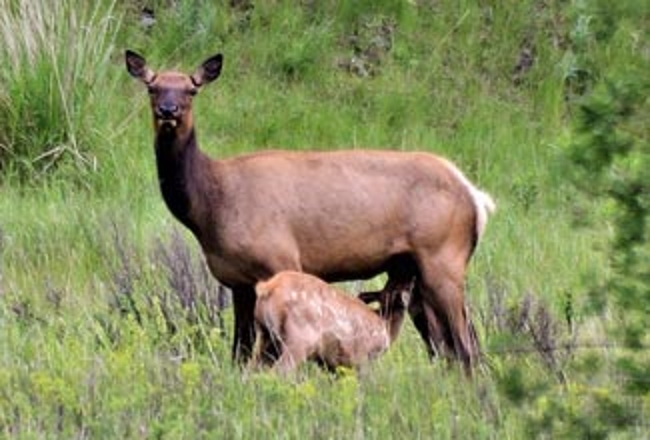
[157,103,179,119]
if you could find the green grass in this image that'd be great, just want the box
[0,0,648,438]
[0,0,122,183]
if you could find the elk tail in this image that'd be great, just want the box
[471,187,496,241]
[440,158,496,243]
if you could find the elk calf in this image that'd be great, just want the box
[253,271,412,373]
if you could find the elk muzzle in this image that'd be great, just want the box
[155,102,180,128]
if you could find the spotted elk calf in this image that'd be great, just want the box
[253,271,412,373]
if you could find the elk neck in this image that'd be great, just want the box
[154,125,212,239]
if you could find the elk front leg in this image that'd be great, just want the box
[232,285,257,364]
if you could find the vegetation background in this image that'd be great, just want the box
[0,0,648,437]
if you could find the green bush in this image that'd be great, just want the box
[0,0,121,182]
[561,1,650,436]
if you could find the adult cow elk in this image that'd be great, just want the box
[125,50,495,372]
[253,271,412,373]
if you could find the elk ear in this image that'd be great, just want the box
[191,53,223,87]
[126,50,155,84]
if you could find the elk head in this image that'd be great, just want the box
[125,50,223,137]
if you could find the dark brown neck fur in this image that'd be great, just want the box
[154,127,206,238]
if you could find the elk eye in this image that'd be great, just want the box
[189,88,198,96]
[147,85,157,95]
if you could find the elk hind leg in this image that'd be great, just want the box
[358,257,416,307]
[407,283,447,360]
[418,258,480,372]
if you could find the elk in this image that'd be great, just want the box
[252,271,413,373]
[125,50,495,372]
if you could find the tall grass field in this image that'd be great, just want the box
[1,0,648,438]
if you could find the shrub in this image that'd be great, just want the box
[0,0,121,181]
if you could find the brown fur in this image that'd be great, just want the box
[253,271,411,373]
[125,50,495,372]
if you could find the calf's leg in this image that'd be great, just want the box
[251,324,283,369]
[273,340,309,375]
